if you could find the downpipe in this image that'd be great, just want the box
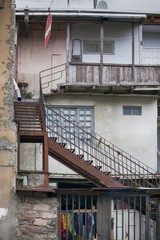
[13,79,22,101]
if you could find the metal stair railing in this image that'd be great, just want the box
[45,105,160,188]
[39,63,66,94]
[39,69,160,188]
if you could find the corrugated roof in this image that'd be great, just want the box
[15,0,160,14]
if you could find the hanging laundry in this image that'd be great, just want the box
[61,213,69,231]
[87,213,92,239]
[74,213,84,235]
[68,212,73,234]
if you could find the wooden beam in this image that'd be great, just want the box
[48,138,124,188]
[97,193,111,240]
[99,22,104,84]
[132,23,135,83]
[66,22,70,83]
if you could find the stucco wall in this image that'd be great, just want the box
[17,23,67,97]
[0,0,17,239]
[46,94,157,173]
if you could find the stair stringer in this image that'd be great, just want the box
[48,138,125,188]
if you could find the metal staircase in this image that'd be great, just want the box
[14,98,160,189]
[14,101,123,188]
[13,65,160,189]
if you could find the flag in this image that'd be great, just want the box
[45,14,52,48]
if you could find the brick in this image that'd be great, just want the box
[33,218,48,226]
[34,204,49,211]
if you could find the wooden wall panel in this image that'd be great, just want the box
[69,64,160,85]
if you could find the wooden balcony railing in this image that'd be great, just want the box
[68,62,160,85]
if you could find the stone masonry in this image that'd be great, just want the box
[17,192,58,240]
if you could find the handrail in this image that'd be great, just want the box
[39,63,66,91]
[46,106,157,174]
[38,64,160,188]
[45,105,160,188]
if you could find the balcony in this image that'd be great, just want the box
[68,62,160,85]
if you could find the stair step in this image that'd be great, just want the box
[19,126,43,129]
[16,120,42,123]
[15,111,41,114]
[77,154,84,159]
[86,160,93,164]
[95,166,102,170]
[50,137,57,142]
[103,171,111,175]
[59,143,66,147]
[68,149,75,153]
[18,123,43,126]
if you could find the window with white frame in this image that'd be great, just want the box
[83,40,115,54]
[123,106,142,116]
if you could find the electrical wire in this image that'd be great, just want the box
[26,0,55,23]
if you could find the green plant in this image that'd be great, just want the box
[21,90,34,99]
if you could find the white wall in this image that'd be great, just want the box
[46,95,157,173]
[71,22,140,64]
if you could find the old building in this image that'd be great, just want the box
[1,0,160,239]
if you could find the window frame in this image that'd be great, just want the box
[123,106,142,116]
[83,40,115,55]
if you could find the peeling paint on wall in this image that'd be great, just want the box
[0,0,18,239]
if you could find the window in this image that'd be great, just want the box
[123,106,142,115]
[158,105,160,117]
[83,40,115,54]
[46,107,94,144]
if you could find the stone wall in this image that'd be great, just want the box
[17,192,58,240]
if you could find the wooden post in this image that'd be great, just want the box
[145,195,150,240]
[132,23,135,83]
[156,199,160,240]
[99,22,104,84]
[66,22,70,83]
[97,193,111,240]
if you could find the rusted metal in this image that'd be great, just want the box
[48,137,123,188]
[45,106,160,188]
[14,79,160,190]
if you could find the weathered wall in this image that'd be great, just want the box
[17,192,58,240]
[46,94,157,172]
[17,23,67,97]
[0,0,17,239]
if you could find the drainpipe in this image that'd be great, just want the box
[16,11,147,19]
[13,78,22,101]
